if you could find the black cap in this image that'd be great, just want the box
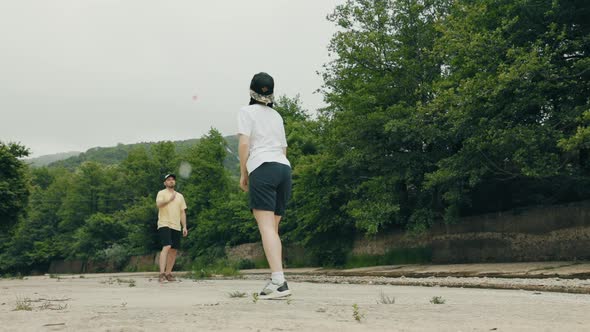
[164,173,176,180]
[250,72,274,96]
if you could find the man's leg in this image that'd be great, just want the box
[165,249,177,274]
[159,245,171,273]
[159,245,171,282]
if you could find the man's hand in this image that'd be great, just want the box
[169,192,176,202]
[183,228,188,237]
[240,174,249,192]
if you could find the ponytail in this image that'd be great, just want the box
[249,97,273,108]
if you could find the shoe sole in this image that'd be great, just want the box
[259,290,292,300]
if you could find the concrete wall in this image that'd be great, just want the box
[225,243,308,267]
[48,254,156,274]
[353,200,590,263]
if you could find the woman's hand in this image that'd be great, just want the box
[240,174,249,192]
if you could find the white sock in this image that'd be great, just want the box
[271,272,285,284]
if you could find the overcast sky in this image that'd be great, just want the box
[0,0,344,157]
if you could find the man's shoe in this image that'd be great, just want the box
[165,273,176,282]
[158,273,168,283]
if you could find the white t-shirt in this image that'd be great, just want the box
[237,104,290,174]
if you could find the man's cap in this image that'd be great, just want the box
[164,173,176,180]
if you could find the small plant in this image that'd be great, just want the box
[118,278,136,286]
[121,302,127,308]
[53,303,68,310]
[39,301,51,310]
[39,301,68,311]
[352,303,365,322]
[228,291,247,298]
[185,269,211,280]
[116,279,135,287]
[116,278,133,284]
[286,298,293,305]
[430,296,446,304]
[49,274,58,279]
[79,275,85,279]
[377,291,395,304]
[101,277,135,286]
[252,292,259,303]
[14,297,32,311]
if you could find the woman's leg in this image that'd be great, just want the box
[254,209,283,273]
[274,215,281,234]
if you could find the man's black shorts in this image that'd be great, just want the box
[158,227,181,249]
[248,162,292,216]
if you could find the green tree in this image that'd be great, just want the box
[0,167,67,272]
[121,197,160,255]
[151,141,178,178]
[274,95,320,168]
[314,0,449,234]
[423,0,590,218]
[58,162,108,232]
[180,129,253,258]
[73,213,128,259]
[0,142,30,232]
[120,147,160,198]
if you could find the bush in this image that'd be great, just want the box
[185,258,240,279]
[102,244,130,270]
[236,259,255,270]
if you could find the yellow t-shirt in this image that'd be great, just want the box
[156,189,187,231]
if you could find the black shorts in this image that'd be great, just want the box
[249,162,292,216]
[158,227,181,249]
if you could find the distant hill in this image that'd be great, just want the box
[28,136,240,176]
[25,151,82,167]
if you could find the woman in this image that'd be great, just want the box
[237,72,292,299]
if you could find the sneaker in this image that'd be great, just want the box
[158,273,168,283]
[259,280,291,300]
[165,273,176,282]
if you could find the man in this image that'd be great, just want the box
[156,173,188,283]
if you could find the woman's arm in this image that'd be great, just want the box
[238,134,250,192]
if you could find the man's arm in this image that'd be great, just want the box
[181,209,188,236]
[238,134,250,192]
[156,192,176,208]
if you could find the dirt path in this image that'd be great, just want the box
[2,274,590,331]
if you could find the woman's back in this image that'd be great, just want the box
[238,103,290,174]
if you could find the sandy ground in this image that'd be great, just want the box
[1,274,590,332]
